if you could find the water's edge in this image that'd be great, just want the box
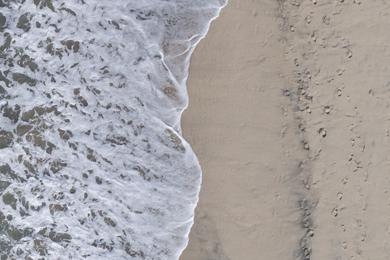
[176,1,228,258]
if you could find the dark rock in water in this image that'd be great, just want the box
[86,147,97,162]
[163,85,178,99]
[95,176,103,185]
[26,130,46,150]
[91,238,114,251]
[0,86,6,96]
[33,0,55,12]
[77,95,88,106]
[2,192,17,210]
[0,164,19,181]
[21,106,59,122]
[21,109,35,122]
[0,71,11,88]
[106,135,128,145]
[12,73,37,86]
[125,243,145,258]
[17,13,32,32]
[49,160,67,174]
[104,216,116,227]
[61,40,80,53]
[44,38,64,58]
[0,33,11,53]
[133,165,153,182]
[25,130,57,154]
[17,55,38,72]
[0,239,12,258]
[59,7,77,16]
[16,124,33,136]
[23,160,36,174]
[58,128,72,140]
[0,130,13,149]
[34,106,58,116]
[6,226,24,241]
[3,105,21,123]
[39,228,72,243]
[46,141,56,154]
[0,13,6,31]
[0,181,10,194]
[49,203,68,215]
[34,239,48,256]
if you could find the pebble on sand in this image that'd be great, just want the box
[324,106,331,114]
[318,128,327,138]
[346,50,353,59]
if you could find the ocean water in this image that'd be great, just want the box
[0,0,225,259]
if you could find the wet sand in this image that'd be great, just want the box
[181,0,390,259]
[181,0,307,259]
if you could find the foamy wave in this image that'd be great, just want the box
[0,0,225,259]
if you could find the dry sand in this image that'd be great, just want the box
[181,0,390,259]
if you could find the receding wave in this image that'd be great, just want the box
[0,0,225,259]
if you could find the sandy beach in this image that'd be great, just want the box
[181,0,390,259]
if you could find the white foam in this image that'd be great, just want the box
[0,0,226,259]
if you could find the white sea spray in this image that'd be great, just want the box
[0,0,225,259]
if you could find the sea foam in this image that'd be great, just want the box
[0,0,225,259]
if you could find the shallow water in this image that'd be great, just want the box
[0,0,225,259]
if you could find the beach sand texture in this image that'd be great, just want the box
[181,0,390,259]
